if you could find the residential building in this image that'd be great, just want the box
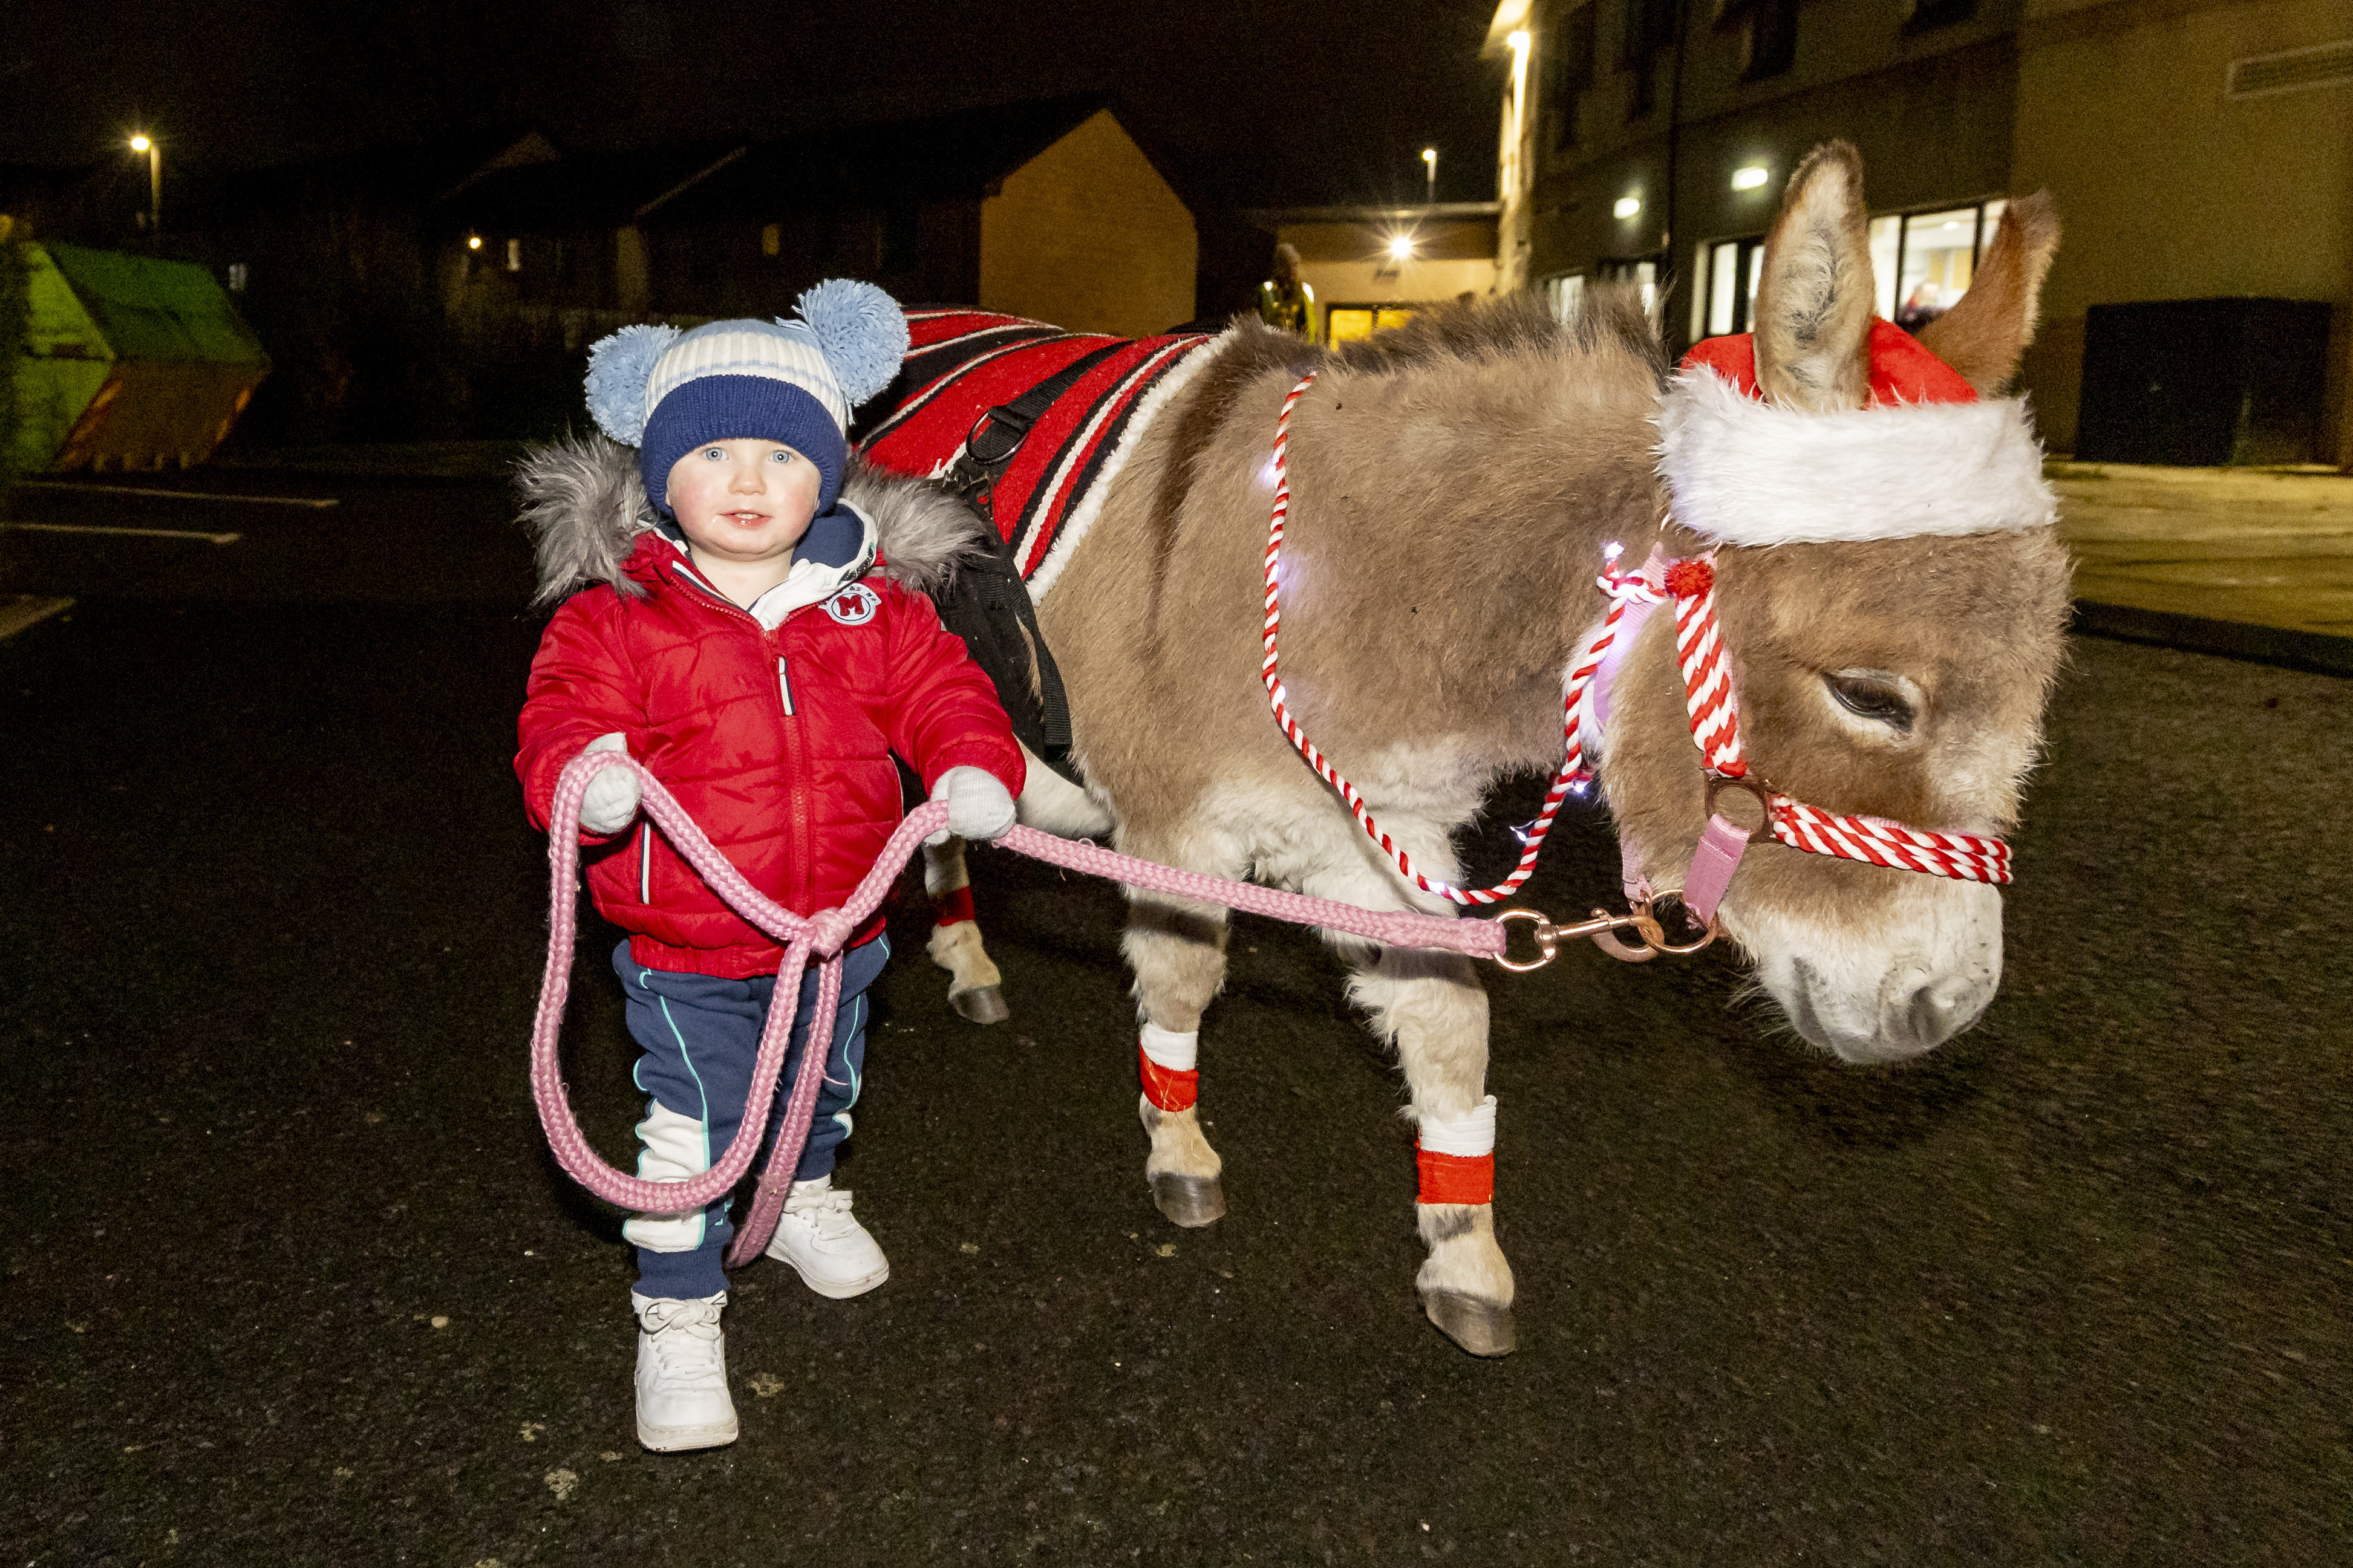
[4,98,1199,444]
[1241,203,1501,343]
[1484,0,2352,461]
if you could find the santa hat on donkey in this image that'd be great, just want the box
[1653,147,2059,549]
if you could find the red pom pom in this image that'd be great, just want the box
[1664,559,1715,598]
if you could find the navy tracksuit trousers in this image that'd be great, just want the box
[615,934,888,1301]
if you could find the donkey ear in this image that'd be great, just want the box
[1916,193,2061,397]
[1750,142,1875,412]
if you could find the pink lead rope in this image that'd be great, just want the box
[532,748,1519,1241]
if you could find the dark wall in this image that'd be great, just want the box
[1192,212,1270,330]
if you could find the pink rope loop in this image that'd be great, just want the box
[528,751,949,1252]
[529,752,1510,1251]
[994,825,1507,958]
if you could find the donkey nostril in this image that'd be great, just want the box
[1891,987,1948,1048]
[1903,980,1983,1049]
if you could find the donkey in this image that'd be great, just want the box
[904,144,2069,1356]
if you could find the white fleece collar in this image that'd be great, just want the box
[743,501,878,629]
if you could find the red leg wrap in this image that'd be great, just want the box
[1139,1044,1199,1112]
[1415,1143,1495,1206]
[932,884,975,926]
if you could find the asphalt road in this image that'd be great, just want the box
[2,471,2347,1564]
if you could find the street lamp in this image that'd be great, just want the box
[129,133,158,230]
[1386,233,1415,262]
[1421,146,1437,206]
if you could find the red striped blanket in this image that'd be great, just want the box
[858,309,1222,592]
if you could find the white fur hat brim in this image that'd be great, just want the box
[1655,367,2056,547]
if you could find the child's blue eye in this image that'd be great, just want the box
[769,450,792,463]
[703,447,725,460]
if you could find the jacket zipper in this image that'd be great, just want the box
[639,825,653,903]
[670,558,817,921]
[771,637,814,914]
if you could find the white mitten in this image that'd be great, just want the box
[927,766,1016,847]
[576,732,641,835]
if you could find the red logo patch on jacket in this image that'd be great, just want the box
[823,582,881,625]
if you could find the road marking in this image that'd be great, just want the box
[3,522,242,544]
[0,596,74,641]
[14,480,338,509]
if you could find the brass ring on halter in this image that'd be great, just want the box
[1491,908,1561,972]
[1631,890,1720,956]
[1705,772,1777,837]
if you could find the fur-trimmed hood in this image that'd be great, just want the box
[516,432,990,609]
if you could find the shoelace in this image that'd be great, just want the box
[786,1186,860,1240]
[639,1302,726,1387]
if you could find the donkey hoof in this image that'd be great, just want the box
[1149,1173,1226,1228]
[949,985,1010,1025]
[1421,1290,1516,1358]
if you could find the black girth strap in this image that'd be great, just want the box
[935,524,1077,785]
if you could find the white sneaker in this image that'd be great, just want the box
[764,1176,890,1298]
[631,1292,739,1453]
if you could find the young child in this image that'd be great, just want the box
[515,281,1023,1453]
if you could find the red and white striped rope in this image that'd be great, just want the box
[1262,373,1593,905]
[1663,560,1746,777]
[1770,798,2011,883]
[1259,371,2013,899]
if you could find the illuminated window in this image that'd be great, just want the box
[1692,236,1767,336]
[1871,200,2007,326]
[1541,273,1586,324]
[505,238,523,272]
[1325,305,1420,345]
[226,262,248,293]
[1695,198,2009,340]
[1594,256,1660,324]
[762,223,781,258]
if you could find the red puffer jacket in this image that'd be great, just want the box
[517,524,1022,978]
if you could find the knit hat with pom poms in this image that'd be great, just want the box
[581,278,909,514]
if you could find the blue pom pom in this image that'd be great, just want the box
[584,324,678,445]
[793,279,908,407]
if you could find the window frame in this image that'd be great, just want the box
[1688,196,2009,342]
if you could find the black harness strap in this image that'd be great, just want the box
[942,340,1129,511]
[932,342,1126,789]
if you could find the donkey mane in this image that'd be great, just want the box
[1151,289,1667,558]
[1325,287,1665,382]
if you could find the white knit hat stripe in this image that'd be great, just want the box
[645,329,849,429]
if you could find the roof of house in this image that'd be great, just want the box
[439,96,1131,234]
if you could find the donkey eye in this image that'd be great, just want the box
[1824,671,1916,734]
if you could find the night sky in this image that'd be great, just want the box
[0,1,1507,210]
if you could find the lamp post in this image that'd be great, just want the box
[129,134,158,230]
[1421,146,1437,206]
